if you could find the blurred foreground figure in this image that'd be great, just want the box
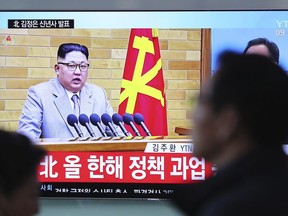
[172,52,288,216]
[0,130,46,216]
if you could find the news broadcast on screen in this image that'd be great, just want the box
[0,10,287,199]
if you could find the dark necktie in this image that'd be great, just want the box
[71,94,80,116]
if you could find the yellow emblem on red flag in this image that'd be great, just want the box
[118,28,168,136]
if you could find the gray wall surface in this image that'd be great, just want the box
[1,0,288,10]
[37,199,186,216]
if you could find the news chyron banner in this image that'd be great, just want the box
[118,28,168,136]
[38,142,215,199]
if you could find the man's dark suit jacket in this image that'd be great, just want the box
[172,145,288,216]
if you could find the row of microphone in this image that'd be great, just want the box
[67,112,151,138]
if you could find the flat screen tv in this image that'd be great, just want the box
[0,9,288,199]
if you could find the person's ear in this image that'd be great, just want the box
[216,107,239,142]
[54,64,59,75]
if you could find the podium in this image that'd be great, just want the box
[37,136,192,151]
[37,136,214,199]
[174,127,192,136]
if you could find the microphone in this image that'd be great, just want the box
[90,114,107,137]
[67,114,84,137]
[101,113,119,137]
[79,114,96,137]
[112,113,130,137]
[123,113,141,136]
[133,113,152,136]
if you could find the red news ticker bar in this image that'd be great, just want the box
[38,151,214,184]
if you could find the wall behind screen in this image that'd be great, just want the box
[1,0,288,10]
[0,28,202,135]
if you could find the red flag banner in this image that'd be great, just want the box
[118,28,168,136]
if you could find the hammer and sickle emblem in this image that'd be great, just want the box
[119,35,165,114]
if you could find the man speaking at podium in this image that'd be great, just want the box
[18,43,122,139]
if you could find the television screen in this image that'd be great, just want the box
[0,10,287,199]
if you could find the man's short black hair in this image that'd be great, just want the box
[0,130,46,196]
[209,51,288,146]
[57,43,89,60]
[243,37,280,64]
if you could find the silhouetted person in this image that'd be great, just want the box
[172,52,288,216]
[243,37,280,64]
[0,129,46,216]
